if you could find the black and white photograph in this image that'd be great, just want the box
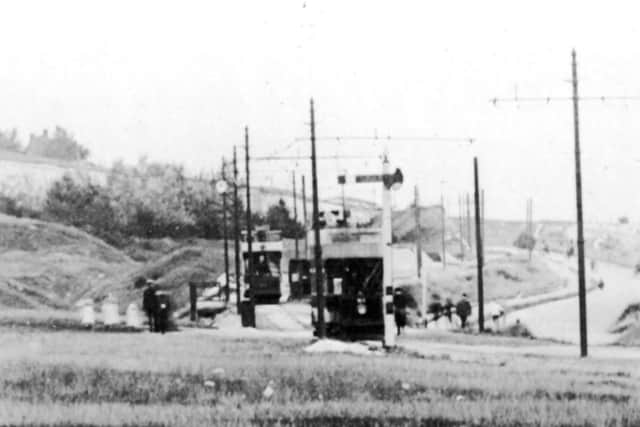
[1,1,640,426]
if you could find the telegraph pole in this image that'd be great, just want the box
[302,174,308,258]
[466,193,472,254]
[572,50,588,357]
[487,49,640,355]
[414,185,422,277]
[244,127,255,324]
[441,193,447,269]
[233,146,241,310]
[310,99,325,338]
[292,170,299,259]
[221,158,230,303]
[527,198,533,262]
[474,157,484,332]
[458,194,465,259]
[481,189,486,246]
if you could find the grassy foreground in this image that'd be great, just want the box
[2,327,640,426]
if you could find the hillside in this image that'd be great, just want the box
[372,205,532,258]
[87,241,231,309]
[0,214,137,309]
[0,214,237,311]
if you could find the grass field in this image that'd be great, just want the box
[2,325,640,426]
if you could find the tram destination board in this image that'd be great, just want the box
[354,174,383,183]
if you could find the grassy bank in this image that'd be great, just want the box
[2,327,640,426]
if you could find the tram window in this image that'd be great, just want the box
[332,278,342,295]
[243,252,281,277]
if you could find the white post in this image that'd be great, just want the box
[382,150,395,347]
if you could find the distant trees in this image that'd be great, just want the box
[0,129,22,152]
[43,164,306,245]
[26,127,90,161]
[0,126,91,161]
[264,199,305,238]
[514,232,536,251]
[44,159,225,246]
[45,175,119,244]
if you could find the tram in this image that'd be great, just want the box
[241,225,283,304]
[309,226,386,340]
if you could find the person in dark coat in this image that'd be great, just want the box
[455,293,472,329]
[155,291,172,334]
[443,298,454,323]
[393,288,408,336]
[142,279,158,332]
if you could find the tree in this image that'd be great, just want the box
[265,199,304,238]
[514,232,536,251]
[26,127,90,160]
[44,174,121,245]
[0,129,22,152]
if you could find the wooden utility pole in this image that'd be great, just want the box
[221,158,230,302]
[466,193,472,254]
[474,157,484,332]
[441,193,446,269]
[414,185,422,277]
[481,189,486,246]
[310,99,325,338]
[302,174,308,258]
[572,50,588,357]
[489,49,615,356]
[458,194,465,259]
[233,147,241,310]
[292,171,299,259]
[527,198,533,262]
[244,127,255,325]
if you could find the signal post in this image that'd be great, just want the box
[350,154,403,347]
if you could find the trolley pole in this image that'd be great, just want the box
[244,127,255,326]
[233,147,241,311]
[310,99,325,338]
[474,157,484,332]
[572,50,588,357]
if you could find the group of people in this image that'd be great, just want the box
[424,293,473,329]
[392,290,474,336]
[141,278,172,334]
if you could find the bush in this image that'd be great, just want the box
[514,232,536,250]
[43,159,246,245]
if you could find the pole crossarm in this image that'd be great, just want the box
[491,95,640,105]
[295,135,474,144]
[251,155,379,161]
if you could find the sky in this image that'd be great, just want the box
[1,1,639,222]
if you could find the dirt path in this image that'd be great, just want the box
[398,333,640,361]
[508,255,640,345]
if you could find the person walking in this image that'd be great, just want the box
[142,278,158,332]
[455,293,472,329]
[443,298,454,324]
[393,288,408,336]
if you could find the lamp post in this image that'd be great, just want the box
[216,179,230,302]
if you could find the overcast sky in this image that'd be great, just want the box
[1,1,639,222]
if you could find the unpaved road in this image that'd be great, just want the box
[508,254,640,345]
